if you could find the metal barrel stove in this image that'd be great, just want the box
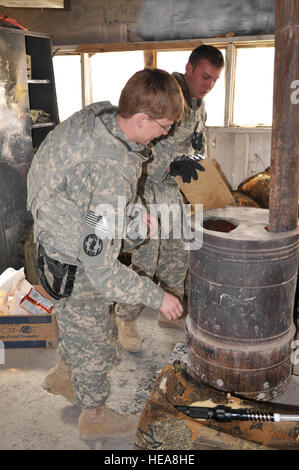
[187,207,299,401]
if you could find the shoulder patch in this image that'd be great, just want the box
[83,234,103,257]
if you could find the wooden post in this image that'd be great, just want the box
[269,0,299,232]
[224,43,236,127]
[143,50,157,69]
[80,53,93,107]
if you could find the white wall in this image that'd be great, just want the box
[207,127,272,189]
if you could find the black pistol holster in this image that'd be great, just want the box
[37,244,77,300]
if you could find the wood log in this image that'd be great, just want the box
[269,0,299,232]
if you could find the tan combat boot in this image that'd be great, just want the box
[43,359,76,404]
[78,406,139,440]
[115,317,141,353]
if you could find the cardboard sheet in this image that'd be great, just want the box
[175,158,234,212]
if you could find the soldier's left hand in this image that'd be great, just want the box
[169,153,205,183]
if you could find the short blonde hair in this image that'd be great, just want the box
[118,68,183,122]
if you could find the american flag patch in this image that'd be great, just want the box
[85,210,109,233]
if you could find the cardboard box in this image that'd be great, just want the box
[175,158,234,212]
[0,312,58,349]
[0,285,58,349]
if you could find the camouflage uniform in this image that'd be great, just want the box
[27,102,165,409]
[115,73,207,320]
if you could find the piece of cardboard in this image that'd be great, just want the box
[175,158,234,212]
[0,285,58,349]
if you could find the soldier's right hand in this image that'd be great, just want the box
[160,292,183,321]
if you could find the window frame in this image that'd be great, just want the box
[53,34,275,128]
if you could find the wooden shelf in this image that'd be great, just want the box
[31,122,56,129]
[25,34,59,148]
[28,79,51,84]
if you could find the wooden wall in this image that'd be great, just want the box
[0,0,142,45]
[0,0,274,46]
[0,0,275,189]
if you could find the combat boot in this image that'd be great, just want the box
[78,406,139,440]
[43,359,76,404]
[115,317,141,353]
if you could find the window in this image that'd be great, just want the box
[53,55,82,121]
[203,50,226,127]
[233,47,275,126]
[157,49,226,126]
[90,51,144,106]
[53,36,274,128]
[157,50,191,73]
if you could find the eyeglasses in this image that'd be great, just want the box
[150,118,173,133]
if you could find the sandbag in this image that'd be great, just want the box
[231,190,261,208]
[238,167,270,208]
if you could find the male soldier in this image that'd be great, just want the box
[115,45,224,352]
[27,68,184,440]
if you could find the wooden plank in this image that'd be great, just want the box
[74,35,274,55]
[224,43,236,127]
[80,53,93,107]
[175,159,234,212]
[0,0,64,6]
[76,39,203,54]
[143,50,157,69]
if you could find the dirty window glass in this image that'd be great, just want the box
[91,51,144,106]
[233,47,275,127]
[53,55,82,122]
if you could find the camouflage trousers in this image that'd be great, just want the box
[52,267,117,409]
[115,233,189,320]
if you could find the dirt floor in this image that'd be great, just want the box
[0,307,187,450]
[0,307,298,451]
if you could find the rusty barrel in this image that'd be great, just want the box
[187,207,299,401]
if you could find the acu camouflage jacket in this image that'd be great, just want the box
[27,102,165,309]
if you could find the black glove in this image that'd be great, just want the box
[169,154,205,183]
